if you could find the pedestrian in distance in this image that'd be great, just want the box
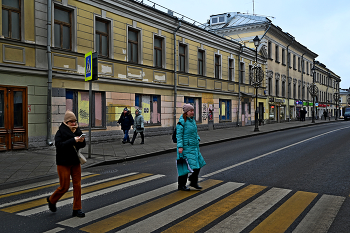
[130,109,144,145]
[117,107,134,144]
[176,104,206,191]
[47,111,86,217]
[323,110,327,121]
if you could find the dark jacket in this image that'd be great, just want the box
[118,111,134,130]
[55,123,86,166]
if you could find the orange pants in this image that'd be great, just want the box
[49,164,82,210]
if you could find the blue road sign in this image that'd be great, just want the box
[85,51,92,81]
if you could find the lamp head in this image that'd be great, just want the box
[253,36,260,47]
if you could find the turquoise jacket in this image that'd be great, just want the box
[176,115,206,176]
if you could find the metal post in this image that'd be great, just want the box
[46,0,52,145]
[88,80,92,158]
[254,45,259,132]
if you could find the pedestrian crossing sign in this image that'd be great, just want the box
[85,51,92,81]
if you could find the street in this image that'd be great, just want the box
[1,121,350,232]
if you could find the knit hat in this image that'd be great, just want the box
[135,108,142,113]
[183,104,194,113]
[64,110,77,123]
[123,107,128,111]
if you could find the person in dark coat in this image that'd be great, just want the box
[47,111,86,217]
[117,108,134,144]
[300,108,307,121]
[323,110,327,121]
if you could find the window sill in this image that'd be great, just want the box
[282,63,286,66]
[275,61,280,64]
[81,127,107,131]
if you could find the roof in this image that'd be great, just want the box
[201,12,270,30]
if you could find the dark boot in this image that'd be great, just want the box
[140,132,144,144]
[178,174,189,191]
[189,169,202,189]
[47,196,57,212]
[130,132,137,145]
[72,209,85,218]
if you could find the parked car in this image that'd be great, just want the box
[344,108,350,120]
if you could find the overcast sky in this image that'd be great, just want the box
[152,0,350,89]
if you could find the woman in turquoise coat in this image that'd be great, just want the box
[176,104,206,191]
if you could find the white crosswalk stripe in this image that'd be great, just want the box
[0,172,93,195]
[17,174,164,216]
[293,194,345,233]
[116,182,245,233]
[206,187,292,233]
[0,172,137,208]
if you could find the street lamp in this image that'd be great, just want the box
[308,64,318,123]
[250,36,264,132]
[333,92,339,120]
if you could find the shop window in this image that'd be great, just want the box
[135,94,161,125]
[66,90,105,128]
[184,97,201,122]
[269,105,275,120]
[2,0,21,40]
[219,99,231,121]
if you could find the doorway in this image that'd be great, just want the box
[0,86,27,151]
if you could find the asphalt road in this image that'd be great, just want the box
[1,121,350,232]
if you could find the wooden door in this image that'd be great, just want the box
[0,86,27,151]
[0,87,7,150]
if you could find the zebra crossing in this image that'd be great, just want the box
[0,171,345,233]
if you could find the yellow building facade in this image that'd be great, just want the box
[0,0,266,149]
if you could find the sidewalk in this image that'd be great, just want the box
[0,119,338,185]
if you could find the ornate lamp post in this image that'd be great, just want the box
[308,65,318,123]
[333,92,339,120]
[250,36,264,132]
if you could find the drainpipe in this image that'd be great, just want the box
[286,38,294,121]
[173,20,181,128]
[47,0,52,145]
[236,45,244,127]
[301,52,306,118]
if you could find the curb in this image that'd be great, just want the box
[85,120,337,169]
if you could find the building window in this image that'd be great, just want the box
[198,50,204,75]
[95,18,109,57]
[128,29,139,63]
[154,36,163,68]
[282,49,285,65]
[275,45,279,62]
[249,65,253,85]
[215,55,221,79]
[239,62,245,83]
[269,77,273,96]
[66,90,105,128]
[293,55,296,69]
[179,44,186,72]
[302,60,305,73]
[288,52,291,67]
[282,81,286,97]
[2,0,21,40]
[229,58,234,81]
[219,99,231,121]
[302,86,305,100]
[298,84,301,99]
[293,83,296,99]
[54,6,72,50]
[288,81,291,98]
[276,80,279,96]
[298,57,301,71]
[184,97,201,122]
[306,62,309,74]
[268,41,272,59]
[135,94,161,125]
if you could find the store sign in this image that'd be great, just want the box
[275,98,284,103]
[269,97,274,102]
[295,101,303,105]
[315,103,319,107]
